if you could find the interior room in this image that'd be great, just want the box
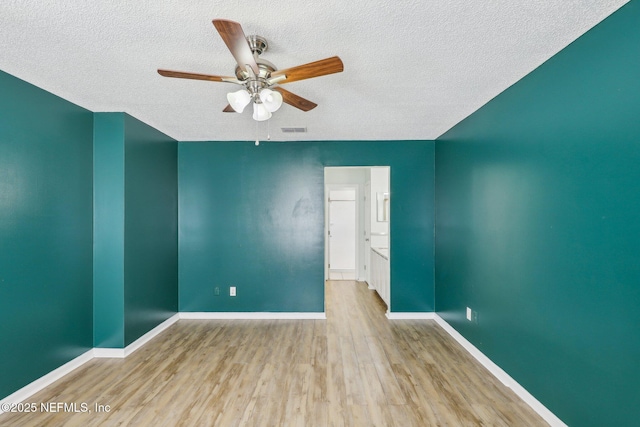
[1,1,639,425]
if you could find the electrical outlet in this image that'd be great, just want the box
[214,287,220,296]
[466,307,472,321]
[230,286,236,297]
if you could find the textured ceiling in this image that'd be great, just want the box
[0,1,629,142]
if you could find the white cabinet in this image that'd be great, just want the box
[370,248,389,308]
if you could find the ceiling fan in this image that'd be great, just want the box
[157,19,344,121]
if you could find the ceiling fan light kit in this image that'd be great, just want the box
[158,19,344,122]
[259,89,283,113]
[227,89,252,113]
[252,101,272,121]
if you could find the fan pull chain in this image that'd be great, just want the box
[255,120,271,146]
[255,118,260,146]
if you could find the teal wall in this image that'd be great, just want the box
[179,141,434,313]
[94,114,125,347]
[123,114,178,346]
[0,71,93,399]
[94,113,178,348]
[435,2,640,426]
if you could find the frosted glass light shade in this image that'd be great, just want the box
[259,89,283,112]
[252,102,272,121]
[227,89,252,113]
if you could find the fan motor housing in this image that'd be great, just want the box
[235,58,277,80]
[235,36,277,83]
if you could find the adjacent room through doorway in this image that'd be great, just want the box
[324,167,390,310]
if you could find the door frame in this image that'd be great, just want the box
[323,166,391,313]
[364,180,372,286]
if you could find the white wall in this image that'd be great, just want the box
[370,167,389,249]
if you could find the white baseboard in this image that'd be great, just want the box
[94,313,180,359]
[93,348,125,358]
[433,315,567,427]
[386,312,436,320]
[0,350,94,413]
[124,314,179,357]
[179,312,326,320]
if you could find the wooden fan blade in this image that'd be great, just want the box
[213,19,260,75]
[157,69,233,82]
[271,56,343,84]
[273,87,317,112]
[223,104,236,112]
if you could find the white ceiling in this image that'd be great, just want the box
[0,1,628,142]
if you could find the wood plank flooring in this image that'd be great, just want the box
[0,281,548,426]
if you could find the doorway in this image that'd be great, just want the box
[324,167,391,309]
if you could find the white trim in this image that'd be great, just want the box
[94,314,180,359]
[125,314,179,357]
[0,350,94,413]
[328,269,357,279]
[93,348,125,358]
[328,269,355,274]
[179,312,326,320]
[386,312,436,320]
[433,314,567,427]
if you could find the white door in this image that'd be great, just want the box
[328,189,356,279]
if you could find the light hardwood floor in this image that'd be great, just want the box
[0,281,548,426]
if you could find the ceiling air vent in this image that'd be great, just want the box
[281,127,307,133]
